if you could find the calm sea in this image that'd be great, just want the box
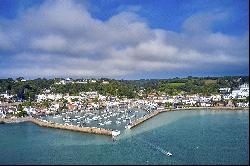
[0,110,248,165]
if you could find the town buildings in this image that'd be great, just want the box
[0,83,249,117]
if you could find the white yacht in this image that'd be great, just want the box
[98,123,104,126]
[106,120,112,125]
[92,116,99,121]
[166,152,172,157]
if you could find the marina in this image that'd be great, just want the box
[39,107,148,133]
[0,107,150,137]
[1,106,248,138]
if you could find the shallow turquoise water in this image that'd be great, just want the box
[0,110,248,165]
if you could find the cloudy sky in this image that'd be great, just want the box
[0,0,249,79]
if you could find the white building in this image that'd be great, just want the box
[199,96,211,103]
[219,87,231,93]
[236,102,249,107]
[231,83,249,99]
[165,98,175,103]
[0,92,13,99]
[145,102,158,109]
[49,103,60,111]
[182,99,197,105]
[210,94,222,101]
[80,91,99,99]
[55,80,66,85]
[36,94,63,102]
[64,95,84,101]
[99,94,107,101]
[200,102,212,107]
[23,107,37,115]
[223,94,232,100]
[102,81,109,84]
[0,110,6,118]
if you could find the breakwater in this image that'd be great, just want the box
[128,110,164,129]
[29,118,113,136]
[1,117,113,136]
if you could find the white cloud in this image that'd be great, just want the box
[31,35,67,52]
[0,0,248,78]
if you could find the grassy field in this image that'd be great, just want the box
[204,79,217,85]
[168,83,185,87]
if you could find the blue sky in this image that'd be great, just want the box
[0,0,249,79]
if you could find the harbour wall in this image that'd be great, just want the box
[129,110,164,129]
[1,117,113,136]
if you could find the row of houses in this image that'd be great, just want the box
[0,84,249,118]
[223,83,249,99]
[55,78,109,85]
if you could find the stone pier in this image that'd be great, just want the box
[1,117,113,136]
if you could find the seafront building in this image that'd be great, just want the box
[231,83,249,99]
[0,83,249,117]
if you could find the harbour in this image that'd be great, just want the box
[0,109,248,165]
[1,107,248,139]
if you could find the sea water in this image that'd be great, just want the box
[0,110,248,165]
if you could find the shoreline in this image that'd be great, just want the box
[0,107,248,136]
[169,106,249,111]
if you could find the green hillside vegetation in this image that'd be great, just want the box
[0,76,248,101]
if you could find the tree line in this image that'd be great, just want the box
[0,76,248,101]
